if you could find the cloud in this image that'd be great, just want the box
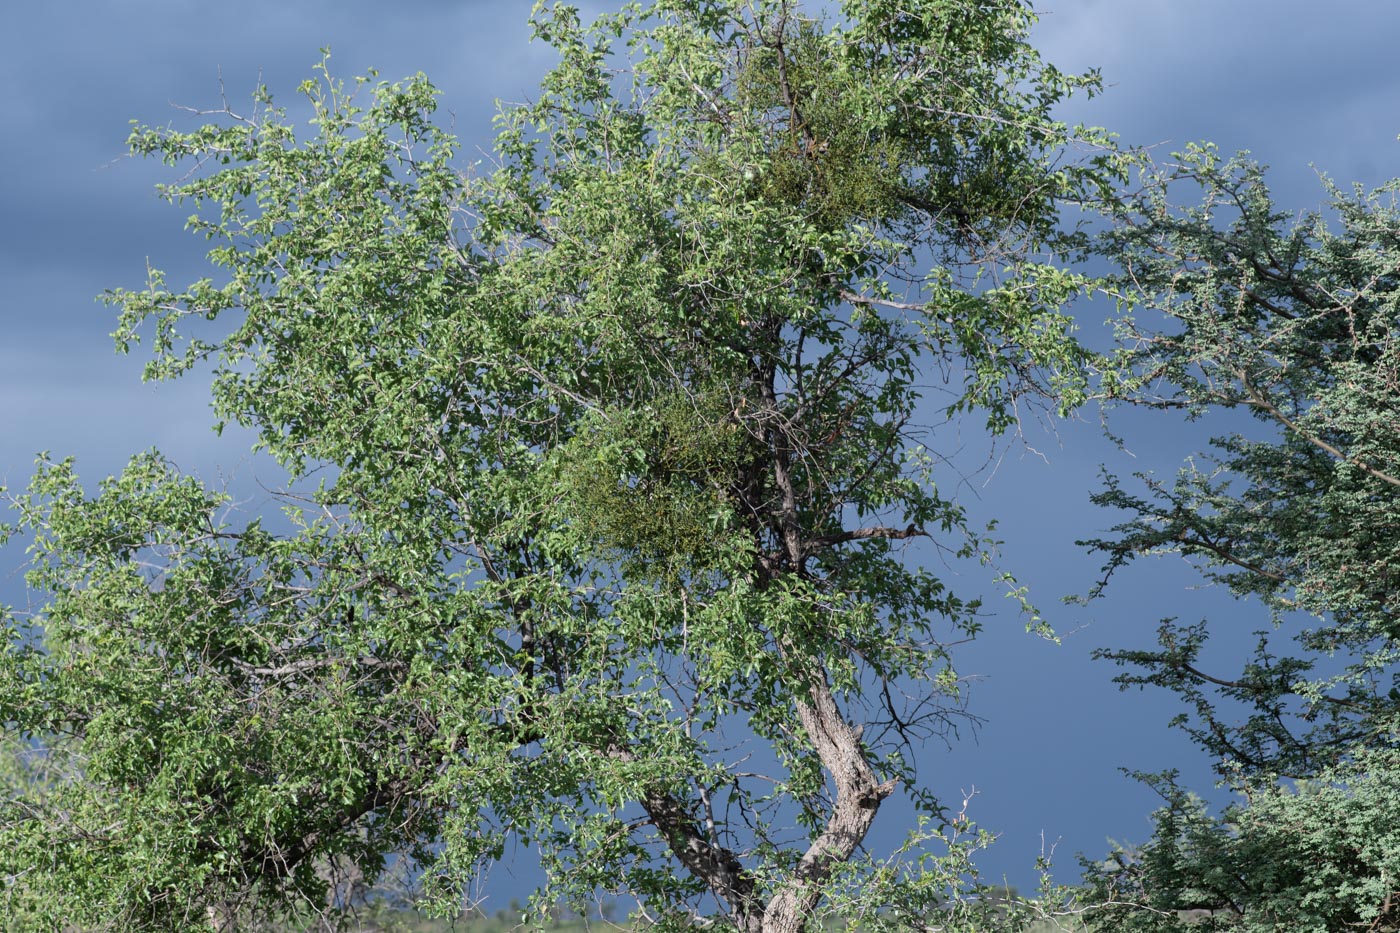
[1033,0,1400,198]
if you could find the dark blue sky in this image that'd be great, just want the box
[3,0,1398,897]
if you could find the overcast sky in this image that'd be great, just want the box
[3,0,1398,897]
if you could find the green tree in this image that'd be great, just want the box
[0,2,1117,929]
[1080,146,1400,930]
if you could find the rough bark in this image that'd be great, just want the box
[760,674,897,933]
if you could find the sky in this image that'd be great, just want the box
[2,0,1398,901]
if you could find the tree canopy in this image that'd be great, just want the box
[1080,147,1400,930]
[0,1,1121,930]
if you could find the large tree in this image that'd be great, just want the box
[1080,146,1400,930]
[0,1,1117,929]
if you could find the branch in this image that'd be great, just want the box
[641,791,760,931]
[230,655,406,678]
[1175,660,1368,711]
[802,524,926,558]
[1173,530,1286,583]
[606,742,760,931]
[838,289,928,313]
[1236,370,1400,489]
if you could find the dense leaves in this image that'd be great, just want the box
[1084,750,1400,932]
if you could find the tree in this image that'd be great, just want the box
[0,1,1118,929]
[1079,145,1400,930]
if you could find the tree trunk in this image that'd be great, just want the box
[759,674,897,933]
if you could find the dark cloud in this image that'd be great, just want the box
[1035,0,1400,194]
[0,1,563,473]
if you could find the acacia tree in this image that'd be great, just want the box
[0,1,1117,929]
[1080,146,1400,930]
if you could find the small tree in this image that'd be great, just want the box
[0,2,1118,929]
[1081,145,1400,930]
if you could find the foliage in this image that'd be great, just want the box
[1081,146,1400,928]
[0,1,1120,929]
[1082,748,1400,932]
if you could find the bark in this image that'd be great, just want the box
[626,669,896,933]
[760,673,897,933]
[641,790,763,933]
